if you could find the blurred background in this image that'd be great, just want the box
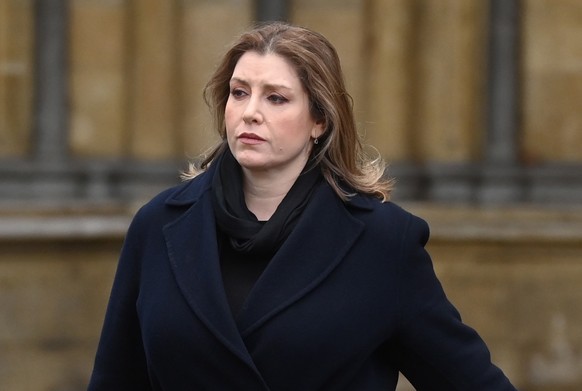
[1,0,581,390]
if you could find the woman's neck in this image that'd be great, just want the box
[242,168,301,221]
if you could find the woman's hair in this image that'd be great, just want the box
[183,22,393,202]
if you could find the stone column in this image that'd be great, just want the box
[34,0,68,163]
[256,0,289,22]
[30,0,78,200]
[479,0,523,203]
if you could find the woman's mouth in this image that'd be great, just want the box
[238,132,266,145]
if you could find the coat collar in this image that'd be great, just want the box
[162,165,370,381]
[164,162,216,207]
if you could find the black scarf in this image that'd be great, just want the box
[212,148,322,257]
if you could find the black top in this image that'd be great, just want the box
[217,227,271,318]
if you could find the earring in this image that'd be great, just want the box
[313,138,319,145]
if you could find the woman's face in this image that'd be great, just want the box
[225,51,323,178]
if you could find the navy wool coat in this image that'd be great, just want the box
[88,163,516,391]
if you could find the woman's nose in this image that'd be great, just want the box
[242,97,263,124]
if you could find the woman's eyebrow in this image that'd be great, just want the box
[230,77,292,91]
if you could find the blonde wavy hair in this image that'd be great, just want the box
[183,22,393,202]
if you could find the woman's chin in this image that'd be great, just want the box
[234,156,271,172]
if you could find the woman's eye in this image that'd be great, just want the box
[268,94,288,104]
[231,88,247,98]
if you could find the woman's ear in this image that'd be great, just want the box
[311,120,325,140]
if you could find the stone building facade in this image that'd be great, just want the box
[1,1,581,390]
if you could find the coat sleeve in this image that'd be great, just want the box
[391,213,517,391]
[87,211,152,391]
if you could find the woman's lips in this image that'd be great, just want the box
[238,132,265,145]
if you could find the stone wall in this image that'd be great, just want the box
[0,218,122,390]
[415,204,582,390]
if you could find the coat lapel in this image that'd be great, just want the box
[163,191,266,383]
[236,182,365,337]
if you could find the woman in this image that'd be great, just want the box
[88,22,517,390]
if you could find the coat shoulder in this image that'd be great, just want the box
[350,195,428,231]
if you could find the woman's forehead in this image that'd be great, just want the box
[231,51,302,88]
